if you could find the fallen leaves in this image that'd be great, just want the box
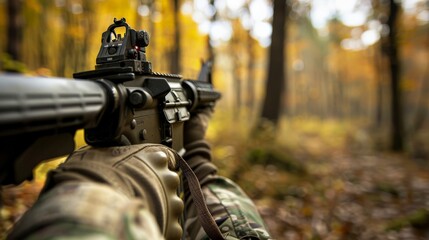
[254,152,429,239]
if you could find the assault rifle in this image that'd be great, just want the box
[0,18,221,185]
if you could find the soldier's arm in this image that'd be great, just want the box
[182,109,273,240]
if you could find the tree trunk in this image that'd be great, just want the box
[58,9,74,77]
[231,22,243,120]
[207,0,217,61]
[386,0,404,151]
[6,0,23,61]
[170,0,181,74]
[80,1,95,72]
[246,32,256,116]
[412,69,428,132]
[233,60,242,120]
[259,0,288,127]
[37,0,49,67]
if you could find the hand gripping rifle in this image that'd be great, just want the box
[0,18,221,185]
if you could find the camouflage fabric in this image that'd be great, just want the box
[7,144,272,239]
[7,178,272,240]
[7,182,164,240]
[184,175,272,240]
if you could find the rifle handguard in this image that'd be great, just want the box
[182,80,221,111]
[0,75,108,138]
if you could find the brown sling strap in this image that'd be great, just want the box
[176,153,225,240]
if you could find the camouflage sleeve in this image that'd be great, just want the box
[184,175,273,240]
[7,181,164,240]
[6,144,186,240]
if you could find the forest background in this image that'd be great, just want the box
[1,0,429,239]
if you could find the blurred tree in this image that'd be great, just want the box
[412,68,428,132]
[207,0,217,61]
[58,2,76,77]
[369,0,391,132]
[231,20,243,119]
[79,1,95,71]
[259,0,289,128]
[384,0,404,151]
[246,31,257,115]
[6,0,23,62]
[170,0,181,73]
[374,40,387,128]
[37,0,49,68]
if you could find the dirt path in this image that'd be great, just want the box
[258,153,429,239]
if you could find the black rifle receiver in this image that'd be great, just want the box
[0,18,221,185]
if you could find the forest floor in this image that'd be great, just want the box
[1,118,429,240]
[254,152,429,239]
[208,116,429,239]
